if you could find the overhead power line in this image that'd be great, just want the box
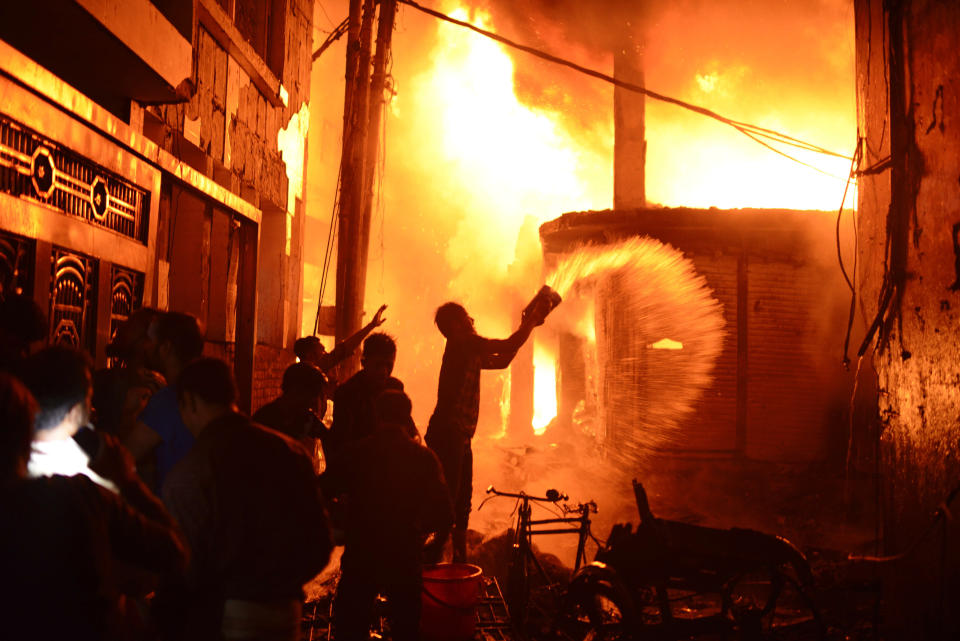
[312,17,350,62]
[397,0,853,175]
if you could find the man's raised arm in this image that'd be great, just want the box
[318,304,388,371]
[479,314,538,370]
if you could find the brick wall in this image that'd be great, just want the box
[252,342,295,413]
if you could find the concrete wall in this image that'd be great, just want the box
[855,0,960,636]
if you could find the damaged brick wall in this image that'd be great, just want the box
[855,0,960,637]
[144,0,314,389]
[148,1,313,215]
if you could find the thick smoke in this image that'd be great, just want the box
[460,0,856,207]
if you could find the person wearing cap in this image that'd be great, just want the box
[93,307,166,441]
[124,311,205,493]
[323,389,452,641]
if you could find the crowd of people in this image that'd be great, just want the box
[0,292,543,641]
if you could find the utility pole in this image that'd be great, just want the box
[357,0,398,285]
[333,0,398,378]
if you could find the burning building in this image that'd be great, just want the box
[538,207,855,465]
[304,0,871,574]
[0,0,315,410]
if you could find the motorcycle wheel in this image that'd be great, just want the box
[721,567,824,640]
[555,572,636,641]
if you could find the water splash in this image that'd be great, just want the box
[546,236,726,462]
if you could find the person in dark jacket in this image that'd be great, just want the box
[324,389,452,641]
[0,372,187,641]
[326,333,404,460]
[160,358,332,641]
[253,362,329,445]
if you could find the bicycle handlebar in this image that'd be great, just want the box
[485,485,569,503]
[563,500,598,515]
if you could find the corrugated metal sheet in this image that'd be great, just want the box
[683,252,739,451]
[745,259,830,461]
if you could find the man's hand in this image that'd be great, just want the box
[89,433,139,489]
[369,304,388,328]
[520,304,541,329]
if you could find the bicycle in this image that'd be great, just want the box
[481,485,599,628]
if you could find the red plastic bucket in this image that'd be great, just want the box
[421,563,482,641]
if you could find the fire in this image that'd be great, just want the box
[309,0,854,432]
[398,4,612,279]
[650,338,683,350]
[532,340,557,434]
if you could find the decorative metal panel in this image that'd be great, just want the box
[109,264,144,342]
[49,248,97,353]
[0,228,34,298]
[0,114,149,243]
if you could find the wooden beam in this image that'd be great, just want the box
[234,219,258,413]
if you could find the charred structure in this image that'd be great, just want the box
[540,207,855,464]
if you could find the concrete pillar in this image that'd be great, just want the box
[613,28,646,210]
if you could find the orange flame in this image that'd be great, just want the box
[532,340,557,434]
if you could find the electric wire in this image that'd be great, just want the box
[396,0,853,173]
[316,0,340,30]
[312,17,350,62]
[315,162,342,335]
[837,141,862,295]
[849,480,960,563]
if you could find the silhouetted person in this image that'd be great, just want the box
[94,307,165,437]
[0,372,187,641]
[124,311,204,491]
[296,304,387,385]
[161,358,332,641]
[0,293,47,372]
[19,346,115,490]
[426,302,537,561]
[253,362,329,446]
[324,389,452,641]
[327,332,404,459]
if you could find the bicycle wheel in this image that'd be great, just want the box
[555,567,636,641]
[721,566,824,640]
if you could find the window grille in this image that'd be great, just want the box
[50,247,97,353]
[108,265,145,365]
[0,114,149,243]
[0,228,34,298]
